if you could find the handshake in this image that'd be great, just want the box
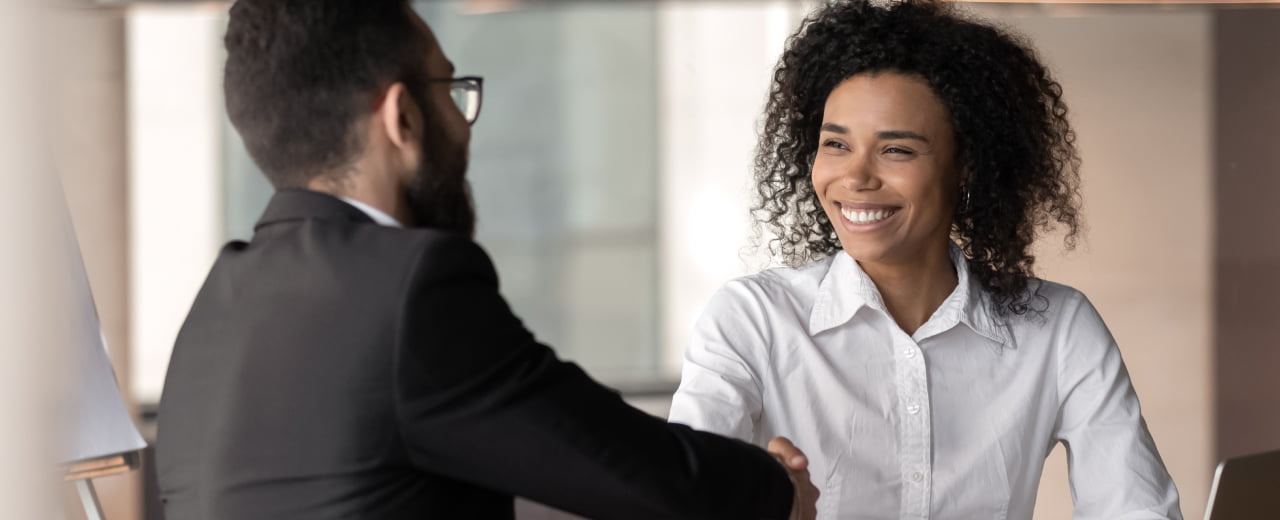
[768,437,822,520]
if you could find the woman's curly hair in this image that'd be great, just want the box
[754,0,1082,317]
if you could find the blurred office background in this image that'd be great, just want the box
[40,0,1280,518]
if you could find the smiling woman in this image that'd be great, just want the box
[668,1,1183,519]
[811,73,964,333]
[752,0,1083,320]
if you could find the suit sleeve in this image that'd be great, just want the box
[391,234,794,520]
[1052,292,1182,519]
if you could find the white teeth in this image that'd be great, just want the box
[841,207,895,224]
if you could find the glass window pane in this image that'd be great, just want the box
[419,1,662,385]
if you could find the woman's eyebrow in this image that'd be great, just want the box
[820,123,930,145]
[876,130,930,143]
[820,122,848,134]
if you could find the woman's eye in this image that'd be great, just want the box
[885,146,914,155]
[823,140,849,150]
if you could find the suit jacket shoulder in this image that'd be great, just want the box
[158,189,796,520]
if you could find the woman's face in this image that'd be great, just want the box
[811,72,963,267]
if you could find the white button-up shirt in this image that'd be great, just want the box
[669,248,1181,520]
[340,197,403,228]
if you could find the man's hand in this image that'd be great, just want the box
[768,436,819,520]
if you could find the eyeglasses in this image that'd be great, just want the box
[427,76,483,125]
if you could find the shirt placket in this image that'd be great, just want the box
[894,333,932,519]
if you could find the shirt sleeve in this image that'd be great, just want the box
[669,280,772,443]
[1052,291,1183,520]
[393,234,794,520]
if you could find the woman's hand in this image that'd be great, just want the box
[768,436,820,520]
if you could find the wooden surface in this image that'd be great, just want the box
[65,451,141,482]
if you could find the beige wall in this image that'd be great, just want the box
[973,5,1216,519]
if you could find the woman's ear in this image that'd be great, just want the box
[377,82,423,152]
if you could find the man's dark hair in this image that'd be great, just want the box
[754,0,1082,317]
[224,0,429,188]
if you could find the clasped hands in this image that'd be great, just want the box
[768,437,820,520]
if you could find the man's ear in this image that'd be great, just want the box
[378,82,423,152]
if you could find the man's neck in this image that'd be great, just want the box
[306,172,415,226]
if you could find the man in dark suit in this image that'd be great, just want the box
[155,1,818,519]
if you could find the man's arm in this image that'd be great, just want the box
[391,233,804,519]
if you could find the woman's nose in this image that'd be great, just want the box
[843,153,880,191]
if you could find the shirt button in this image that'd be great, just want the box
[911,472,924,482]
[902,348,916,359]
[906,403,921,415]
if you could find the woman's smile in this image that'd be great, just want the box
[835,201,901,229]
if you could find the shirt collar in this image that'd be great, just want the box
[255,189,375,231]
[339,197,403,228]
[807,243,1009,349]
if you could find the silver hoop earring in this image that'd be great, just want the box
[960,186,971,214]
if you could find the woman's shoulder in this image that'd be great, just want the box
[693,256,838,355]
[1029,278,1088,306]
[1007,277,1103,328]
[715,255,837,308]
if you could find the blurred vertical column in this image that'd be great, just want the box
[1213,7,1280,462]
[51,1,139,517]
[0,0,71,518]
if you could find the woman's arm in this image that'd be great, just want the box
[669,280,774,442]
[1053,291,1183,520]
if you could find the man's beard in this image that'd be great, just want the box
[406,139,475,237]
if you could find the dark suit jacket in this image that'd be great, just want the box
[156,190,792,520]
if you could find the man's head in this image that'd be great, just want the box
[224,0,474,233]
